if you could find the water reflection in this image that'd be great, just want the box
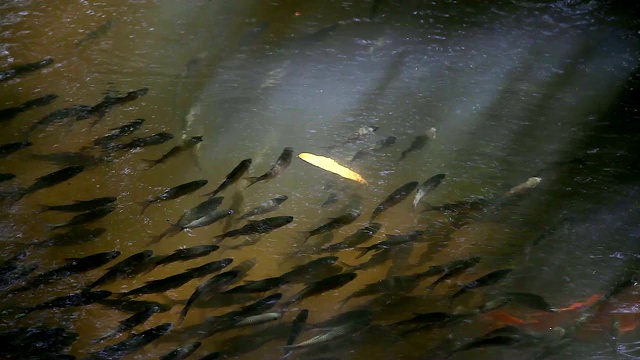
[1,0,640,359]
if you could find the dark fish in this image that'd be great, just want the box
[204,158,252,197]
[391,311,454,327]
[154,245,220,267]
[75,19,114,48]
[160,342,201,360]
[289,272,358,305]
[450,269,514,303]
[321,192,339,208]
[300,24,340,45]
[30,227,106,248]
[149,196,224,244]
[31,151,108,167]
[327,125,379,151]
[92,305,160,343]
[350,248,393,272]
[322,223,382,253]
[424,197,492,215]
[138,179,208,215]
[0,260,37,289]
[301,209,361,243]
[90,118,145,149]
[223,276,288,294]
[118,258,233,298]
[280,256,342,284]
[0,173,16,183]
[506,292,556,312]
[213,215,293,243]
[200,293,283,338]
[29,105,92,133]
[448,335,522,357]
[45,203,116,229]
[283,317,371,350]
[15,290,111,319]
[245,147,293,188]
[88,250,155,289]
[221,190,244,232]
[413,174,445,211]
[96,298,172,314]
[399,127,436,161]
[38,196,116,213]
[284,309,310,357]
[112,132,174,151]
[354,230,424,259]
[88,323,172,360]
[16,165,85,201]
[351,135,396,162]
[0,140,32,158]
[83,88,149,124]
[0,326,78,358]
[370,181,419,221]
[426,256,481,291]
[0,57,54,83]
[142,136,203,169]
[311,310,373,330]
[0,94,58,123]
[179,270,239,325]
[238,194,288,220]
[11,250,120,293]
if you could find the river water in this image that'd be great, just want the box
[1,1,640,359]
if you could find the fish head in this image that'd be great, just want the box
[274,194,288,202]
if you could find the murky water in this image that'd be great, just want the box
[1,0,640,359]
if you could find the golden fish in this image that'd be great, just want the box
[298,152,367,184]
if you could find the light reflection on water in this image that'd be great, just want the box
[1,0,639,359]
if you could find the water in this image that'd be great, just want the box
[1,0,639,359]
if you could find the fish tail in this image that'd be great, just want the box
[299,232,312,244]
[35,204,50,214]
[353,247,369,259]
[137,200,152,216]
[147,225,181,246]
[244,177,260,189]
[212,234,226,244]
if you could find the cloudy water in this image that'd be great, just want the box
[1,0,640,359]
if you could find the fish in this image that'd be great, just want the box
[178,270,239,325]
[29,227,106,248]
[213,216,293,243]
[506,292,556,312]
[284,309,310,358]
[301,209,361,243]
[310,309,374,331]
[0,173,16,183]
[138,179,208,215]
[350,248,393,271]
[321,192,340,208]
[75,19,114,48]
[447,335,522,357]
[0,261,37,289]
[44,203,116,229]
[321,223,383,253]
[246,147,293,188]
[283,317,371,350]
[0,57,54,83]
[15,290,112,319]
[354,230,424,259]
[203,158,252,197]
[87,250,155,289]
[412,174,445,211]
[399,127,436,161]
[11,250,121,293]
[238,194,288,220]
[0,326,78,358]
[38,196,117,213]
[327,125,379,150]
[505,177,542,197]
[83,88,149,124]
[87,323,172,360]
[31,151,108,167]
[0,140,32,158]
[450,269,514,303]
[160,342,201,360]
[232,312,282,328]
[142,136,203,169]
[0,94,58,123]
[280,256,342,284]
[92,305,160,343]
[13,165,85,202]
[223,276,288,294]
[370,181,419,221]
[28,105,92,133]
[96,298,172,314]
[118,258,233,298]
[89,118,145,149]
[350,135,396,162]
[202,294,284,337]
[426,256,481,291]
[298,153,367,184]
[149,196,224,244]
[288,272,358,305]
[391,312,455,328]
[111,132,174,151]
[154,245,220,267]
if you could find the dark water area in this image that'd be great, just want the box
[1,1,640,359]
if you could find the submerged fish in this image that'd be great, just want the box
[29,227,106,248]
[284,309,310,357]
[179,270,239,325]
[238,194,288,220]
[38,196,117,213]
[413,174,445,211]
[13,165,85,202]
[15,290,111,319]
[138,179,208,215]
[354,230,424,259]
[204,158,252,198]
[351,135,396,162]
[75,19,114,48]
[92,305,160,343]
[280,256,342,284]
[0,57,54,83]
[96,298,172,314]
[426,256,481,291]
[321,223,383,253]
[149,196,224,244]
[112,132,174,151]
[0,94,58,123]
[0,173,16,183]
[88,250,155,289]
[447,335,522,357]
[0,326,78,358]
[450,269,514,303]
[213,216,293,243]
[399,127,436,161]
[327,125,379,150]
[142,136,203,169]
[506,177,542,197]
[160,342,201,360]
[370,181,419,221]
[506,292,556,312]
[283,317,370,350]
[29,105,92,133]
[44,203,116,229]
[223,276,288,294]
[246,147,293,188]
[83,88,149,124]
[154,245,220,267]
[0,140,32,158]
[90,118,145,149]
[289,272,358,305]
[88,323,172,360]
[301,209,361,243]
[298,152,367,184]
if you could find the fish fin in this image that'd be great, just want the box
[35,204,50,214]
[299,231,311,244]
[244,177,260,189]
[353,247,369,259]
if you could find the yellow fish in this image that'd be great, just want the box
[298,152,367,185]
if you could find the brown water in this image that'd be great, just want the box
[1,0,640,359]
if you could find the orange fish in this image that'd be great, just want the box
[557,293,603,312]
